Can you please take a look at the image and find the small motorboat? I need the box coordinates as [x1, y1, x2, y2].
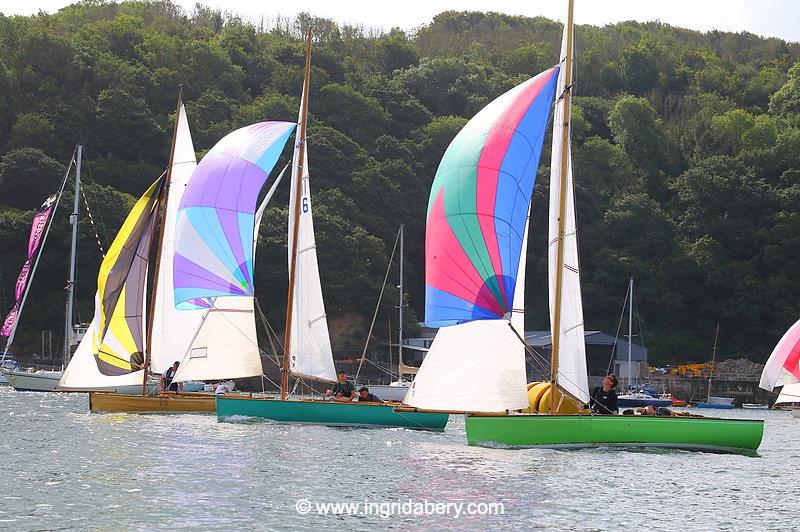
[742, 403, 769, 410]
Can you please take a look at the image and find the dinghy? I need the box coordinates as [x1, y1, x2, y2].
[405, 0, 762, 454]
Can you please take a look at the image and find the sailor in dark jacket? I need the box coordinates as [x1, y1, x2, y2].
[588, 374, 620, 414]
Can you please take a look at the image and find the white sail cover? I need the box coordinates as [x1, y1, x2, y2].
[404, 221, 530, 412]
[547, 23, 590, 404]
[776, 382, 800, 405]
[58, 294, 144, 390]
[286, 84, 336, 382]
[150, 104, 208, 374]
[759, 317, 800, 391]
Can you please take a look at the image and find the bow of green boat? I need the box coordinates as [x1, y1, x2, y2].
[465, 414, 764, 455]
[215, 395, 449, 431]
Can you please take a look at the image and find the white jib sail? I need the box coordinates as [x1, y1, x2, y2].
[287, 84, 336, 383]
[150, 103, 208, 375]
[404, 218, 530, 412]
[548, 23, 590, 405]
[58, 294, 144, 390]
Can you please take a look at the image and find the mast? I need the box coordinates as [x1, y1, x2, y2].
[282, 27, 313, 400]
[549, 0, 575, 414]
[63, 145, 82, 369]
[142, 91, 182, 395]
[627, 277, 633, 389]
[397, 223, 404, 381]
[707, 323, 720, 400]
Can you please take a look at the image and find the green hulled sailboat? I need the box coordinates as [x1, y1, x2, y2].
[404, 0, 762, 453]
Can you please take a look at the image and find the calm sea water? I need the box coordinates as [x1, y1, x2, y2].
[0, 387, 797, 531]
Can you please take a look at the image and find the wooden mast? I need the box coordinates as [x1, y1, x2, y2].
[142, 90, 183, 395]
[282, 28, 313, 401]
[549, 0, 575, 415]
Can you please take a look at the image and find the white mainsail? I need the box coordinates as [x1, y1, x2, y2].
[150, 104, 207, 375]
[547, 22, 590, 404]
[286, 82, 336, 382]
[404, 221, 530, 412]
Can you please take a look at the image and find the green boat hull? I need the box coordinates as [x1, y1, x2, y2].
[216, 396, 449, 431]
[466, 414, 764, 454]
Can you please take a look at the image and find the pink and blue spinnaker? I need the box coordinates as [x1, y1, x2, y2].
[425, 66, 560, 326]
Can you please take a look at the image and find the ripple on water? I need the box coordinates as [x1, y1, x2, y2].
[0, 389, 798, 529]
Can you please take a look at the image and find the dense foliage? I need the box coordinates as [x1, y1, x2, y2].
[2, 1, 800, 364]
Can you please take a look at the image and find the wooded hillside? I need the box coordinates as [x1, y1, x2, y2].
[2, 1, 800, 364]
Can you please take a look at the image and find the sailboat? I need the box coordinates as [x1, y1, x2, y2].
[201, 30, 446, 431]
[616, 278, 671, 408]
[405, 0, 763, 454]
[1, 148, 81, 392]
[366, 224, 418, 401]
[760, 318, 800, 414]
[60, 96, 265, 412]
[695, 324, 736, 409]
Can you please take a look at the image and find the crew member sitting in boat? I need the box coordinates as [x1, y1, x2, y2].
[161, 361, 181, 392]
[357, 387, 382, 403]
[321, 371, 356, 401]
[588, 374, 619, 414]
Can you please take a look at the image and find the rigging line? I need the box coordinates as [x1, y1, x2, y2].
[80, 147, 110, 247]
[607, 284, 630, 376]
[254, 297, 282, 367]
[80, 185, 106, 257]
[506, 322, 590, 402]
[355, 225, 402, 384]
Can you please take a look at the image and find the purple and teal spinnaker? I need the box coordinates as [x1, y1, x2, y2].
[173, 121, 296, 309]
[425, 66, 560, 327]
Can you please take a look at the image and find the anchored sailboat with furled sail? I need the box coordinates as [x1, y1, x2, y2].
[406, 0, 763, 454]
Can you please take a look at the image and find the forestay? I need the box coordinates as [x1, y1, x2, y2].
[548, 23, 590, 404]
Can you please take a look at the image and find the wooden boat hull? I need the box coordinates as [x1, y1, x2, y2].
[89, 392, 216, 413]
[465, 414, 764, 454]
[216, 396, 448, 431]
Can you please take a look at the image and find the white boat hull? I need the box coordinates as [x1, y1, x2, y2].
[742, 403, 769, 410]
[366, 382, 411, 402]
[2, 369, 62, 392]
